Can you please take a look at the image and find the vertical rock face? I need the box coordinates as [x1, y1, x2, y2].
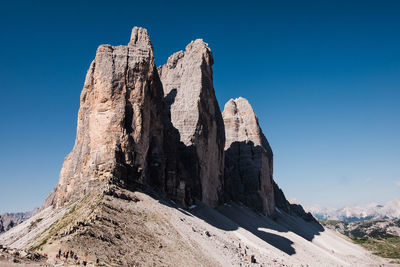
[158, 40, 225, 207]
[46, 27, 166, 208]
[222, 97, 275, 215]
[42, 26, 313, 222]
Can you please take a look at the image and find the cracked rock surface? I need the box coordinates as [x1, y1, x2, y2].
[45, 27, 166, 208]
[158, 39, 225, 207]
[222, 97, 275, 215]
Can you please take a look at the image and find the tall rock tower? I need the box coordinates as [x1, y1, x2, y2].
[222, 97, 275, 215]
[158, 40, 225, 207]
[45, 27, 166, 207]
[0, 28, 321, 267]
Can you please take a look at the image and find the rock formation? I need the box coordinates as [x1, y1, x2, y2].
[0, 211, 35, 233]
[158, 40, 225, 207]
[0, 27, 329, 267]
[222, 97, 275, 215]
[45, 27, 167, 208]
[44, 29, 225, 209]
[41, 26, 314, 224]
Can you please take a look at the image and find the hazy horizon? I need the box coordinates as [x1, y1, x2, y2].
[0, 0, 399, 213]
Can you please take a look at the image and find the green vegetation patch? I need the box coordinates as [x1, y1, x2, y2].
[352, 236, 400, 259]
[319, 220, 347, 226]
[30, 193, 96, 251]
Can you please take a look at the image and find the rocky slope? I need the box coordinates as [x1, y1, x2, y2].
[0, 187, 390, 266]
[321, 218, 400, 239]
[321, 219, 400, 261]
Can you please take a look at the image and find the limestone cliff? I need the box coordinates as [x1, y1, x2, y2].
[43, 26, 314, 223]
[222, 97, 275, 215]
[158, 40, 225, 207]
[45, 27, 166, 207]
[0, 27, 328, 267]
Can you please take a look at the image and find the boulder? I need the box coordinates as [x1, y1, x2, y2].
[246, 255, 256, 263]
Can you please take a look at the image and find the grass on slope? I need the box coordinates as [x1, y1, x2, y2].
[319, 220, 346, 227]
[352, 236, 400, 259]
[320, 219, 400, 260]
[30, 193, 95, 251]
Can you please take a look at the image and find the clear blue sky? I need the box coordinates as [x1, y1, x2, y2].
[0, 0, 399, 213]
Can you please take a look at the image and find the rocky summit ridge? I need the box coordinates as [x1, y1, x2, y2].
[44, 26, 303, 217]
[0, 27, 329, 266]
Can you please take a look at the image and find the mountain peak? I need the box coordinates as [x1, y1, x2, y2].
[223, 97, 275, 215]
[45, 26, 164, 208]
[158, 38, 224, 207]
[128, 26, 152, 47]
[223, 97, 270, 153]
[0, 27, 329, 267]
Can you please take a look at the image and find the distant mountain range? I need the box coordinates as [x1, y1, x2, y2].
[0, 210, 37, 233]
[306, 200, 400, 222]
